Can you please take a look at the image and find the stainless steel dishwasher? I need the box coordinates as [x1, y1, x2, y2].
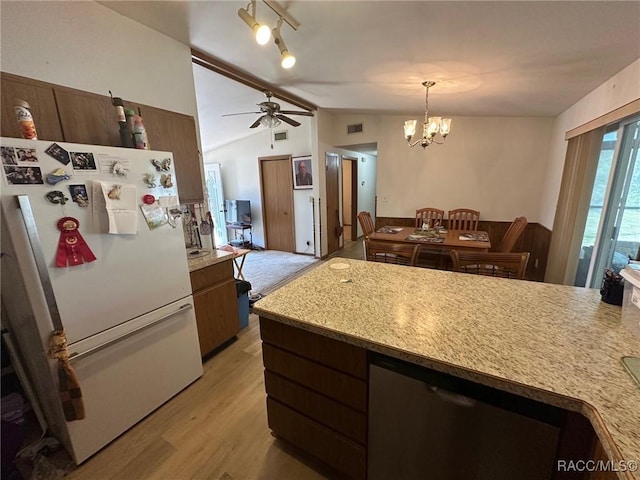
[368, 353, 563, 480]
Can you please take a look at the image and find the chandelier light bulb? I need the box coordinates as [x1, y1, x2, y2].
[404, 120, 417, 139]
[440, 118, 452, 136]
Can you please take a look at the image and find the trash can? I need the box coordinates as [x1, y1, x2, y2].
[236, 280, 252, 329]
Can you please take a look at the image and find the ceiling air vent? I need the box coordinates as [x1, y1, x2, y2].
[274, 130, 288, 141]
[347, 123, 364, 134]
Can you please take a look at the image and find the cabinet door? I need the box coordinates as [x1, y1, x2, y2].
[192, 279, 239, 357]
[54, 87, 121, 147]
[137, 105, 203, 203]
[1, 73, 64, 141]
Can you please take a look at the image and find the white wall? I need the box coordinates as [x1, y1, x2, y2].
[0, 2, 198, 118]
[330, 113, 553, 224]
[202, 121, 315, 253]
[540, 60, 640, 229]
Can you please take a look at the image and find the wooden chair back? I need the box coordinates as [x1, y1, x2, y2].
[450, 250, 530, 279]
[357, 211, 376, 237]
[365, 240, 420, 266]
[497, 216, 528, 253]
[415, 208, 445, 229]
[448, 208, 480, 231]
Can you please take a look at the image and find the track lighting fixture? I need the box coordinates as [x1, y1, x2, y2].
[238, 0, 271, 45]
[237, 0, 299, 69]
[272, 18, 295, 69]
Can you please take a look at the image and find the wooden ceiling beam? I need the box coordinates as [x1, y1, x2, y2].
[191, 48, 317, 112]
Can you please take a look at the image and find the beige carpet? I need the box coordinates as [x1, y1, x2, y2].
[241, 250, 318, 295]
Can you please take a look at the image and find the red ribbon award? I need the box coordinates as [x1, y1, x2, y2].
[56, 217, 96, 268]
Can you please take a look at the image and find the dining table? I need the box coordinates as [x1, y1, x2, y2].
[368, 226, 491, 252]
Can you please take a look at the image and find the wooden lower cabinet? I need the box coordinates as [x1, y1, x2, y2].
[260, 317, 626, 480]
[259, 317, 367, 479]
[190, 260, 238, 357]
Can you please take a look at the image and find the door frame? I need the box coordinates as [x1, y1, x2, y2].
[586, 116, 640, 287]
[342, 156, 358, 241]
[258, 154, 295, 251]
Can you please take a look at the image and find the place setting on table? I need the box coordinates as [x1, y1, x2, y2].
[371, 225, 491, 251]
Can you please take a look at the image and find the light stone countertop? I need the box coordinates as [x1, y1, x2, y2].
[186, 248, 235, 272]
[253, 258, 640, 479]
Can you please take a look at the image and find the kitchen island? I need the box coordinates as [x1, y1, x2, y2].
[253, 258, 640, 480]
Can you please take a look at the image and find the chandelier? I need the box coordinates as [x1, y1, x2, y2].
[404, 81, 452, 148]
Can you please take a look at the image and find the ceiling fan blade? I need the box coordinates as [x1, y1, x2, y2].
[276, 115, 301, 127]
[249, 116, 265, 129]
[279, 110, 314, 117]
[221, 112, 261, 117]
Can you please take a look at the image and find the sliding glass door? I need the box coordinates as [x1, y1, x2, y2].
[574, 116, 640, 288]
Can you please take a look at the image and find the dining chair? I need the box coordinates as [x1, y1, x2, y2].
[448, 209, 480, 231]
[496, 216, 528, 253]
[415, 208, 445, 229]
[357, 211, 376, 237]
[450, 250, 530, 279]
[365, 239, 420, 266]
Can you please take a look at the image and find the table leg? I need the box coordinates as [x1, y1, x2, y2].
[234, 254, 248, 280]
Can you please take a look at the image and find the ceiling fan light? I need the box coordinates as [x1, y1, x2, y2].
[260, 116, 281, 128]
[254, 24, 271, 45]
[281, 51, 296, 69]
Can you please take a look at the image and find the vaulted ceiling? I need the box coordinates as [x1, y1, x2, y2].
[101, 1, 640, 151]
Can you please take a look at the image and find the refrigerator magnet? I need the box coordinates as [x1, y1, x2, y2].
[160, 173, 173, 188]
[143, 194, 156, 205]
[45, 143, 71, 165]
[142, 173, 156, 188]
[112, 161, 127, 177]
[70, 185, 89, 207]
[150, 158, 171, 172]
[107, 185, 122, 200]
[46, 168, 71, 185]
[46, 190, 69, 205]
[55, 217, 96, 267]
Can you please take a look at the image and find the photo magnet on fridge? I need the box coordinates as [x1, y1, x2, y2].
[45, 143, 71, 165]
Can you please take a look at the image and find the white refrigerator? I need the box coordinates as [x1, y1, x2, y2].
[0, 137, 203, 463]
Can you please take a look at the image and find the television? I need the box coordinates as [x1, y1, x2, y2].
[225, 200, 251, 225]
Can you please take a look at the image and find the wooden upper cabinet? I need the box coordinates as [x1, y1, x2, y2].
[137, 105, 203, 203]
[1, 73, 203, 203]
[1, 72, 64, 141]
[54, 87, 121, 147]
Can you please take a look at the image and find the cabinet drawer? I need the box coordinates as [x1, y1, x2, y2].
[262, 344, 367, 412]
[267, 398, 366, 480]
[190, 260, 234, 293]
[265, 371, 366, 444]
[259, 317, 367, 379]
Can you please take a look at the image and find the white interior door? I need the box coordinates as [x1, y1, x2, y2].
[204, 163, 227, 247]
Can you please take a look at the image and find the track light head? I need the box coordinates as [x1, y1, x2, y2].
[272, 20, 296, 69]
[238, 1, 271, 45]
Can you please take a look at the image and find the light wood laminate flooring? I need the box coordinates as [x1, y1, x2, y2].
[65, 315, 332, 480]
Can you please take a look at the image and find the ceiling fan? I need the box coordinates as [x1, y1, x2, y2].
[222, 90, 314, 129]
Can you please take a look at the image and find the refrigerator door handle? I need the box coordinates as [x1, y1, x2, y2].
[16, 195, 64, 331]
[68, 303, 193, 362]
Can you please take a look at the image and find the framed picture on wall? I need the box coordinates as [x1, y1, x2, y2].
[292, 156, 313, 189]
